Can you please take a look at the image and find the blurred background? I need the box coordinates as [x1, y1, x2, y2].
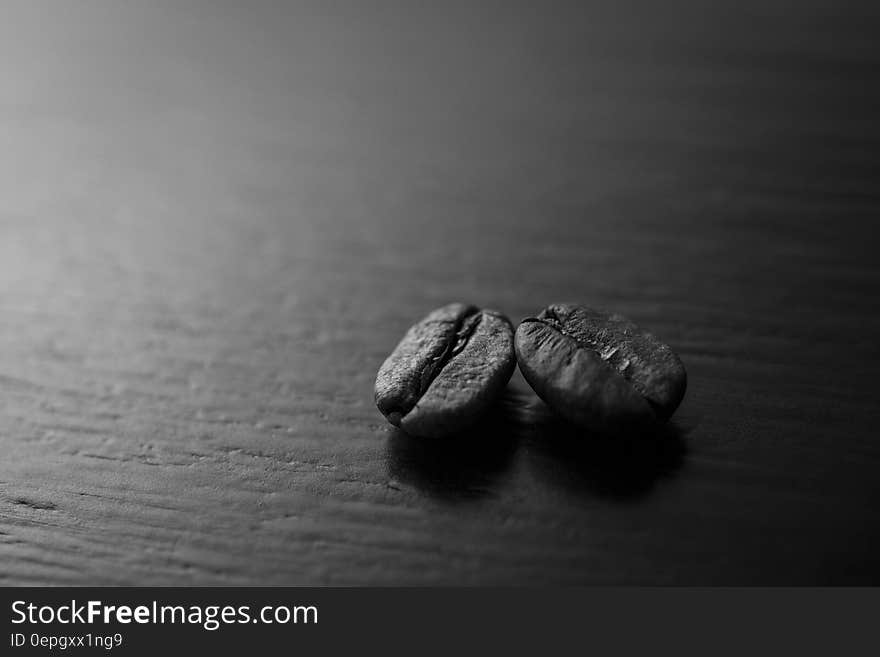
[0, 1, 878, 584]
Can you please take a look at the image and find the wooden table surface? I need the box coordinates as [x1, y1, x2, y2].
[1, 1, 878, 585]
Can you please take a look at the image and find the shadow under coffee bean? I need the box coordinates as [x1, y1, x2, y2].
[384, 388, 686, 503]
[519, 398, 688, 501]
[385, 395, 521, 501]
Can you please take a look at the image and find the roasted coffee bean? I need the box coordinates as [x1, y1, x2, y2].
[515, 303, 687, 433]
[375, 303, 516, 438]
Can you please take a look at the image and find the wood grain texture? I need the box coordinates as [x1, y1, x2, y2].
[1, 0, 878, 584]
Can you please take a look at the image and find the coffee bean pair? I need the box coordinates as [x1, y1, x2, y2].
[374, 302, 687, 438]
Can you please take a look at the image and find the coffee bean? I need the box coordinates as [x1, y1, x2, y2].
[375, 303, 516, 438]
[515, 304, 686, 433]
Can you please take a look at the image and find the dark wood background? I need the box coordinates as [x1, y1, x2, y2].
[1, 0, 878, 584]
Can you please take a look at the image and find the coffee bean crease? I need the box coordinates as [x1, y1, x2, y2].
[375, 303, 515, 438]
